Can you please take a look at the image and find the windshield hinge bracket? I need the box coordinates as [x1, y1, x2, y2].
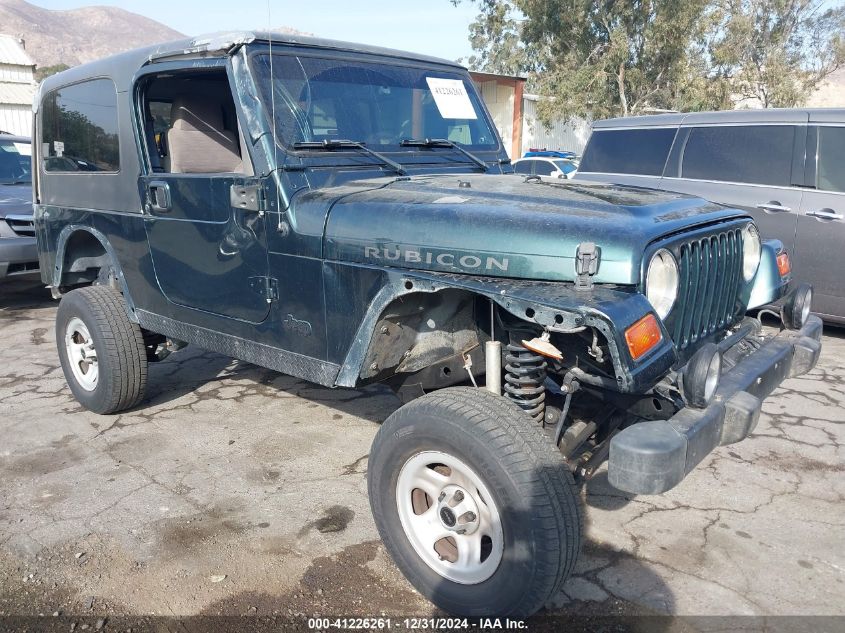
[574, 242, 600, 291]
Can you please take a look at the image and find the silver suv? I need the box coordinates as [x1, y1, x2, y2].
[574, 109, 845, 323]
[0, 133, 38, 280]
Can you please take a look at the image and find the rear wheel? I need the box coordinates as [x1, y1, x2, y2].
[56, 286, 148, 414]
[368, 387, 582, 618]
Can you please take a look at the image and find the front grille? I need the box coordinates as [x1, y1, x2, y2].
[5, 215, 35, 237]
[7, 261, 39, 274]
[671, 227, 744, 349]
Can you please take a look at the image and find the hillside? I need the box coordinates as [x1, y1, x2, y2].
[807, 67, 845, 108]
[0, 0, 184, 68]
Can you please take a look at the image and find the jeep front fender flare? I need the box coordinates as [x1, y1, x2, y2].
[335, 267, 676, 393]
[747, 239, 789, 310]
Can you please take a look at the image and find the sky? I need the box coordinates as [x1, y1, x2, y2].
[29, 0, 481, 62]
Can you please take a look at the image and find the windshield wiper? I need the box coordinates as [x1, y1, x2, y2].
[293, 139, 406, 175]
[400, 138, 489, 172]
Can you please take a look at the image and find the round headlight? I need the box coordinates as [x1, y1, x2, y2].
[742, 224, 762, 281]
[646, 249, 679, 319]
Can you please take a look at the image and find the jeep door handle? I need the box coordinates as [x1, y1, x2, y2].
[147, 181, 172, 213]
[756, 201, 791, 213]
[806, 207, 843, 221]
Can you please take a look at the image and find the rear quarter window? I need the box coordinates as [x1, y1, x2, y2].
[579, 127, 677, 176]
[41, 78, 120, 173]
[816, 126, 845, 193]
[680, 125, 794, 186]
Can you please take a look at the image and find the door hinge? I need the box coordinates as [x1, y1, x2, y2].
[231, 183, 267, 216]
[249, 276, 278, 303]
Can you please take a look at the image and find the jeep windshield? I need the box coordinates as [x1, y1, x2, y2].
[0, 139, 32, 185]
[251, 53, 500, 164]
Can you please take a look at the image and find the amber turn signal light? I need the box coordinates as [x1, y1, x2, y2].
[625, 314, 663, 361]
[777, 252, 791, 277]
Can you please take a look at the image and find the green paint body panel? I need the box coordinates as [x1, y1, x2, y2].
[322, 174, 744, 285]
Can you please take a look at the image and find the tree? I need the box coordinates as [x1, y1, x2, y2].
[455, 0, 714, 121]
[707, 0, 845, 108]
[455, 0, 845, 120]
[460, 0, 548, 77]
[35, 64, 70, 83]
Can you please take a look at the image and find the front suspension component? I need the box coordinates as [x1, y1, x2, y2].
[504, 342, 547, 422]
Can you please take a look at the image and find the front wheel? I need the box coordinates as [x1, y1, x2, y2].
[368, 387, 582, 618]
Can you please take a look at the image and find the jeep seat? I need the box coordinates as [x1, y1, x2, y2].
[167, 97, 242, 173]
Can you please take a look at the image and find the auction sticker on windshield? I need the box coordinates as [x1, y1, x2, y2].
[425, 77, 477, 120]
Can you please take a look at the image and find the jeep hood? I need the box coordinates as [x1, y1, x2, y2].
[0, 183, 34, 219]
[322, 174, 746, 285]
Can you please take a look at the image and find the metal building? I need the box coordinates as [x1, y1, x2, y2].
[520, 93, 591, 157]
[0, 35, 36, 137]
[470, 71, 590, 159]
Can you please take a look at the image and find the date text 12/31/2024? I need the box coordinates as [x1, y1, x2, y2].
[307, 617, 528, 629]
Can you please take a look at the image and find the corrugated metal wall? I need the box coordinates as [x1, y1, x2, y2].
[520, 96, 591, 156]
[478, 80, 516, 158]
[0, 63, 31, 83]
[0, 39, 36, 137]
[0, 104, 31, 136]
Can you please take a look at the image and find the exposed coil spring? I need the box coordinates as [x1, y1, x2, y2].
[504, 343, 547, 422]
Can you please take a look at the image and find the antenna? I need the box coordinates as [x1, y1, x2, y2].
[267, 0, 284, 232]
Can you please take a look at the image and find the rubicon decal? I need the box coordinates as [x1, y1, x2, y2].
[364, 246, 509, 272]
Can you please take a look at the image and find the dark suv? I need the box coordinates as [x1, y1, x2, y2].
[33, 32, 821, 618]
[0, 133, 38, 280]
[574, 109, 845, 322]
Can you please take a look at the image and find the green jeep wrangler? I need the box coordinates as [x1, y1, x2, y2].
[33, 32, 822, 617]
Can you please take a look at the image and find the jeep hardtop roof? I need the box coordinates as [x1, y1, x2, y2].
[592, 107, 845, 129]
[37, 30, 465, 100]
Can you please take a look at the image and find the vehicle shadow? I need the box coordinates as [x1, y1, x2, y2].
[582, 469, 636, 510]
[141, 346, 402, 425]
[535, 538, 680, 631]
[153, 471, 678, 631]
[419, 467, 677, 630]
[0, 278, 53, 311]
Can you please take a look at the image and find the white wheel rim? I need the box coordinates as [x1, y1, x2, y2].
[64, 317, 99, 391]
[395, 450, 504, 584]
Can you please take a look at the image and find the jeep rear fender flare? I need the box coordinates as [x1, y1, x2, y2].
[334, 267, 676, 393]
[53, 225, 137, 319]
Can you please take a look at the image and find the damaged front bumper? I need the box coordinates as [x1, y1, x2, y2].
[608, 315, 823, 495]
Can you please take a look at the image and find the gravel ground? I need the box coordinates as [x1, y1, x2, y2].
[0, 278, 843, 630]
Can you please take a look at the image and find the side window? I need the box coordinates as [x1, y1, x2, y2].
[513, 161, 533, 175]
[534, 161, 554, 176]
[41, 79, 120, 172]
[681, 125, 795, 186]
[555, 160, 576, 175]
[140, 69, 250, 175]
[816, 126, 845, 193]
[579, 128, 676, 176]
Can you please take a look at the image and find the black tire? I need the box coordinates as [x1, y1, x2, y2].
[56, 285, 148, 414]
[682, 342, 721, 409]
[368, 387, 582, 618]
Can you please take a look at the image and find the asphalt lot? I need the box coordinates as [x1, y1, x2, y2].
[1, 278, 843, 626]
